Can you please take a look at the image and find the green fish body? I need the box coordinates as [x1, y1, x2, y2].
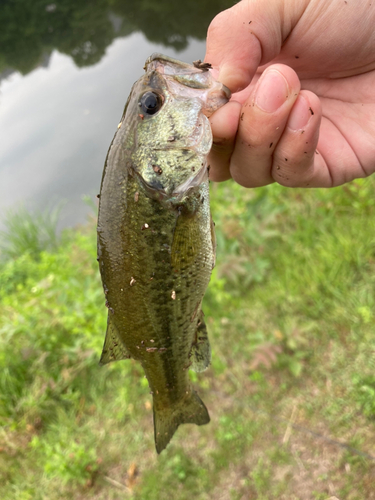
[97, 54, 230, 453]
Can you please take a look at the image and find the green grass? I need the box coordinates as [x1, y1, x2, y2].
[1, 178, 375, 499]
[0, 203, 64, 261]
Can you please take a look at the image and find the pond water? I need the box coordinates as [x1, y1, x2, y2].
[0, 0, 234, 228]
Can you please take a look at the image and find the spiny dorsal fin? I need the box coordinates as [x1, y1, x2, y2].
[99, 315, 131, 365]
[189, 310, 211, 372]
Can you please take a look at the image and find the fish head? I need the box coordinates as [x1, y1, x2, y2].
[124, 54, 231, 201]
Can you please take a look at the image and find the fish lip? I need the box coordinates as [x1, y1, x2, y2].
[145, 55, 230, 99]
[144, 53, 231, 114]
[145, 53, 203, 74]
[221, 84, 231, 100]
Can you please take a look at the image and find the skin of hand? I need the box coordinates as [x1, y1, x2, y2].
[204, 0, 375, 187]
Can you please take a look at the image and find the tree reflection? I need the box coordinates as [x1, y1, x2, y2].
[0, 0, 234, 75]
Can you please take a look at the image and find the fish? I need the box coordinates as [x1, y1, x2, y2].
[97, 53, 230, 453]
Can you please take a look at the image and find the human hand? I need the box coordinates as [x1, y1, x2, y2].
[205, 0, 375, 187]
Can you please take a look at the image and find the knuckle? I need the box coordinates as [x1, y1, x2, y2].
[272, 165, 298, 186]
[272, 158, 314, 187]
[239, 123, 268, 150]
[274, 175, 300, 188]
[230, 163, 252, 188]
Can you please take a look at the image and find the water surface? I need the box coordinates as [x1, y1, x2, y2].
[0, 0, 234, 228]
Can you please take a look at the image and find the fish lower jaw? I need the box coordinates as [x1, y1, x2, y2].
[135, 162, 208, 206]
[171, 163, 208, 198]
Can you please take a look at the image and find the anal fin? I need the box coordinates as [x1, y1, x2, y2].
[99, 314, 131, 365]
[189, 310, 211, 373]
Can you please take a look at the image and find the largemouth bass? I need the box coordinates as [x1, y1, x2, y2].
[97, 54, 230, 453]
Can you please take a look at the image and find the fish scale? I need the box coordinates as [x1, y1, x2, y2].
[97, 53, 230, 453]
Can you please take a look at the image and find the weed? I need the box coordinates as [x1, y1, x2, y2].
[2, 179, 375, 498]
[0, 203, 64, 261]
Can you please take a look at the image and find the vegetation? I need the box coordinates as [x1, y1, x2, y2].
[1, 178, 375, 499]
[0, 203, 64, 261]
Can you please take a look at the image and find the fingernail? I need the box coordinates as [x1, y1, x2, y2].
[254, 70, 289, 113]
[288, 94, 311, 131]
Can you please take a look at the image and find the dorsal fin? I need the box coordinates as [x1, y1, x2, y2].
[99, 315, 131, 365]
[189, 310, 211, 372]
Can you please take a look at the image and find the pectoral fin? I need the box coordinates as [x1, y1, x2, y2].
[99, 315, 131, 365]
[171, 211, 200, 270]
[210, 214, 216, 269]
[189, 310, 211, 372]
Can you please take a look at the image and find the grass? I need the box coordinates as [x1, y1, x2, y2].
[1, 178, 375, 499]
[0, 203, 64, 261]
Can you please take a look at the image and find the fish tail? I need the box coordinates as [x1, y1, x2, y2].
[153, 391, 210, 454]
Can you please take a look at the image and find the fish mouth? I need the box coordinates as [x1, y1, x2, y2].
[144, 53, 231, 117]
[144, 53, 198, 73]
[135, 53, 227, 203]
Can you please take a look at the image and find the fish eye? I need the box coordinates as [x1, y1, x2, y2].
[139, 91, 163, 116]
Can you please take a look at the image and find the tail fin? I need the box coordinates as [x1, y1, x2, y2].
[153, 391, 210, 454]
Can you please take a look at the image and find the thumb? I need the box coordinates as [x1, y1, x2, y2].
[205, 0, 303, 92]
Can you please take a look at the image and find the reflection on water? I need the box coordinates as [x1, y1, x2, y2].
[0, 0, 234, 76]
[0, 0, 234, 228]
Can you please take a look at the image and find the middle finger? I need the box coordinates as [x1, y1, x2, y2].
[230, 64, 301, 187]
